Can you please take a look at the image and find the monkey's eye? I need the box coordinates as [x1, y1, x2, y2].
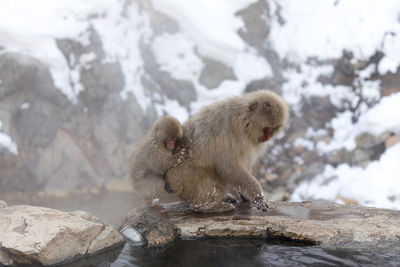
[249, 102, 258, 111]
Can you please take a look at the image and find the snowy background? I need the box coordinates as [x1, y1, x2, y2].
[0, 0, 400, 210]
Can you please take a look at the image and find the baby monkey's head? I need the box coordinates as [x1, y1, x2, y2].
[153, 116, 183, 152]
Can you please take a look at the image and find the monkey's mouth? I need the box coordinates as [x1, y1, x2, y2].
[258, 127, 272, 143]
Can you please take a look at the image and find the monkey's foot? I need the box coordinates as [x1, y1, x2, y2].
[254, 195, 269, 212]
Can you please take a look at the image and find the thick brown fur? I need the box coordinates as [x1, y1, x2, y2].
[165, 90, 289, 212]
[130, 116, 183, 203]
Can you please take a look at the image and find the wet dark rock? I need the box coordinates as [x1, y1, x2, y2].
[120, 206, 176, 248]
[121, 202, 400, 250]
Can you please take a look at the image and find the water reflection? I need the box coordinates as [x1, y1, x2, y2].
[111, 239, 400, 267]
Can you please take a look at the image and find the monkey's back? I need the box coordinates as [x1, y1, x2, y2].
[182, 96, 259, 166]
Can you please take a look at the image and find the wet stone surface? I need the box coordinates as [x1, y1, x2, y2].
[121, 201, 400, 249]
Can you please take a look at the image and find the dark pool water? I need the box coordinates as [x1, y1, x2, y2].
[106, 239, 400, 267]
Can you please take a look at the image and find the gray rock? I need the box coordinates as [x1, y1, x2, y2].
[238, 0, 285, 93]
[385, 134, 400, 149]
[120, 206, 176, 248]
[318, 51, 356, 87]
[300, 96, 338, 130]
[0, 205, 124, 266]
[0, 53, 68, 148]
[121, 202, 400, 249]
[0, 53, 68, 193]
[328, 148, 354, 167]
[199, 57, 236, 89]
[140, 42, 197, 108]
[138, 1, 180, 35]
[355, 133, 382, 148]
[0, 29, 147, 193]
[381, 66, 400, 96]
[245, 77, 283, 95]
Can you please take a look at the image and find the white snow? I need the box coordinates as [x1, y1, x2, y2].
[379, 33, 400, 75]
[0, 0, 271, 113]
[270, 0, 400, 209]
[155, 98, 189, 123]
[150, 0, 273, 114]
[152, 33, 204, 82]
[270, 0, 400, 63]
[151, 0, 256, 66]
[20, 102, 30, 109]
[318, 93, 400, 152]
[0, 120, 18, 155]
[292, 143, 400, 210]
[79, 52, 96, 69]
[0, 0, 94, 102]
[293, 138, 314, 151]
[0, 132, 18, 155]
[0, 1, 153, 107]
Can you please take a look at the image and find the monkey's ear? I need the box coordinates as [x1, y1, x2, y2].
[249, 102, 258, 111]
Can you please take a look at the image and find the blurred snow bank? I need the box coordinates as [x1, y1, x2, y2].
[0, 120, 18, 155]
[277, 1, 400, 209]
[292, 143, 400, 210]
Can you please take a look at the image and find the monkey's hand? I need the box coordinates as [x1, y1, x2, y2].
[253, 194, 268, 212]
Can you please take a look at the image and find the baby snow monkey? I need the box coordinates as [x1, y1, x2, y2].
[130, 116, 186, 205]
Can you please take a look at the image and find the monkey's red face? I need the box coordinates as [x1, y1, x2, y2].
[165, 138, 177, 152]
[258, 127, 272, 142]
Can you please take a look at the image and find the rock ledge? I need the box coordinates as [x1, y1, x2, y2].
[121, 201, 400, 249]
[0, 204, 124, 266]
